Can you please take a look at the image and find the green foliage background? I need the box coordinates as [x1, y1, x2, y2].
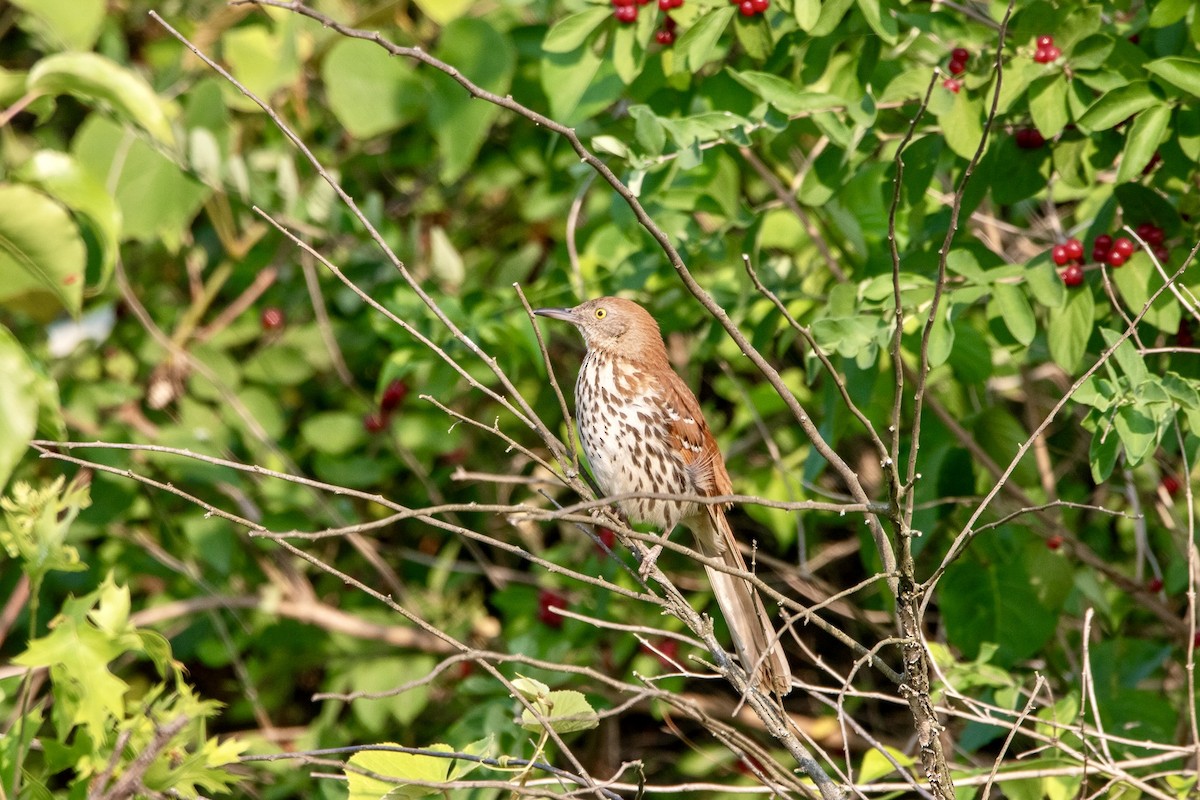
[1, 0, 1198, 797]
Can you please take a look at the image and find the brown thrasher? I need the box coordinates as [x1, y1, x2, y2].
[535, 297, 793, 695]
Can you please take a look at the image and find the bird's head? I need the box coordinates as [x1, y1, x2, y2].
[533, 297, 663, 355]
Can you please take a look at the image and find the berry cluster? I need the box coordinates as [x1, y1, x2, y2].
[942, 46, 970, 93]
[1051, 223, 1172, 288]
[1050, 238, 1085, 287]
[730, 0, 770, 16]
[1092, 234, 1136, 267]
[613, 0, 685, 44]
[363, 378, 409, 432]
[656, 15, 677, 45]
[1135, 222, 1170, 262]
[1033, 34, 1061, 63]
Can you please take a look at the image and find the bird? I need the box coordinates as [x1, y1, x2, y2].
[534, 297, 793, 695]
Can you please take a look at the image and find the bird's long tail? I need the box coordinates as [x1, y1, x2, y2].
[697, 511, 793, 696]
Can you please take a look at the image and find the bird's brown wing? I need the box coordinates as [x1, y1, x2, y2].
[658, 371, 734, 499]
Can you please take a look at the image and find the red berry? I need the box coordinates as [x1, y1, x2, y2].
[1092, 234, 1112, 261]
[1064, 238, 1083, 260]
[751, 0, 769, 10]
[1112, 237, 1135, 258]
[658, 0, 672, 7]
[1014, 128, 1045, 149]
[260, 307, 286, 331]
[655, 28, 675, 44]
[1162, 475, 1182, 496]
[640, 637, 680, 668]
[595, 526, 617, 552]
[1139, 224, 1165, 246]
[456, 660, 475, 679]
[1143, 152, 1162, 174]
[1194, 631, 1200, 649]
[1047, 534, 1064, 551]
[952, 47, 970, 62]
[1148, 577, 1164, 593]
[664, 13, 677, 27]
[363, 412, 387, 433]
[1179, 319, 1194, 347]
[614, 5, 637, 21]
[1061, 263, 1084, 287]
[942, 78, 961, 93]
[1153, 244, 1170, 263]
[948, 59, 966, 75]
[1052, 245, 1070, 266]
[1034, 47, 1051, 63]
[380, 379, 408, 412]
[1045, 45, 1062, 61]
[612, 0, 635, 5]
[636, 0, 652, 4]
[1107, 251, 1128, 267]
[1036, 35, 1054, 48]
[537, 589, 567, 628]
[739, 0, 756, 15]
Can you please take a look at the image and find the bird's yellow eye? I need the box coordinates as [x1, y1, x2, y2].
[594, 308, 607, 319]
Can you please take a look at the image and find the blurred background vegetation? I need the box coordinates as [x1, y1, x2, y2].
[1, 0, 1198, 797]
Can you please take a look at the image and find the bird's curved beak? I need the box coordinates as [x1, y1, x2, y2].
[532, 307, 578, 323]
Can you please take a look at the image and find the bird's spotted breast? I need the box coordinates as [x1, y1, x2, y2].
[576, 351, 692, 530]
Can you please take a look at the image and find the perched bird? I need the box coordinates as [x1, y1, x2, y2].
[534, 297, 792, 695]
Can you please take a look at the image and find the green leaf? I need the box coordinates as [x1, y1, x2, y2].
[542, 7, 611, 53]
[1076, 81, 1160, 132]
[858, 746, 915, 783]
[1098, 328, 1148, 385]
[611, 11, 649, 85]
[1145, 57, 1200, 96]
[520, 689, 600, 734]
[1114, 104, 1171, 184]
[990, 283, 1036, 346]
[1110, 252, 1181, 333]
[794, 0, 821, 30]
[0, 336, 40, 491]
[11, 0, 105, 51]
[428, 18, 515, 182]
[941, 546, 1059, 665]
[812, 0, 855, 36]
[855, 0, 898, 44]
[346, 744, 453, 800]
[72, 116, 208, 249]
[678, 7, 735, 72]
[28, 52, 176, 146]
[1149, 0, 1192, 27]
[629, 105, 666, 156]
[938, 90, 984, 159]
[322, 39, 423, 139]
[1113, 405, 1158, 467]
[17, 150, 119, 292]
[412, 0, 473, 25]
[734, 12, 774, 60]
[1024, 262, 1066, 309]
[300, 412, 366, 456]
[727, 70, 842, 115]
[1048, 284, 1094, 372]
[0, 183, 85, 320]
[1028, 74, 1070, 139]
[1068, 34, 1115, 71]
[925, 304, 955, 368]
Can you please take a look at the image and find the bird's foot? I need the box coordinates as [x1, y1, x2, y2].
[637, 543, 664, 581]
